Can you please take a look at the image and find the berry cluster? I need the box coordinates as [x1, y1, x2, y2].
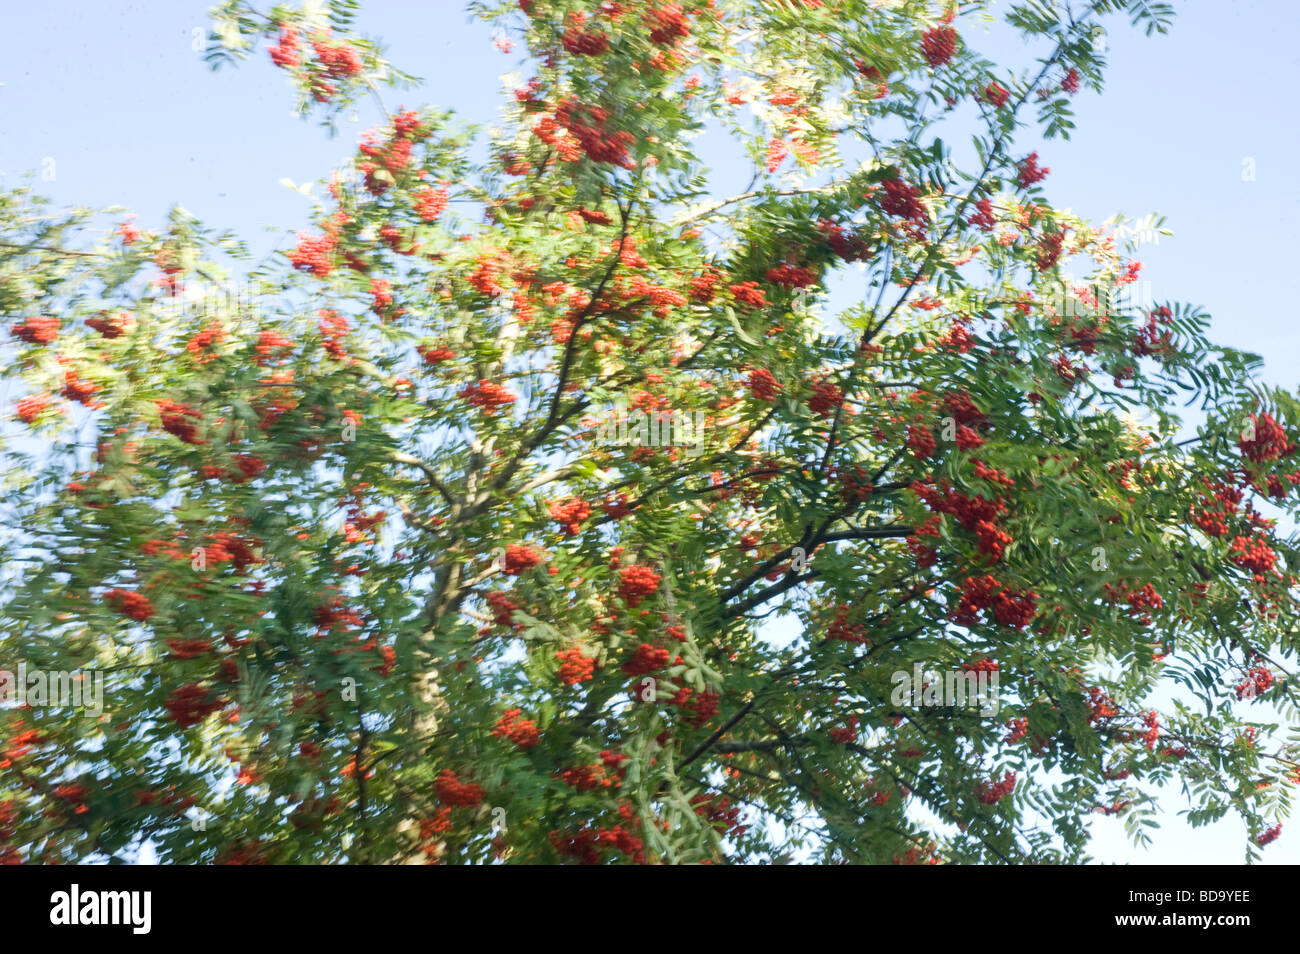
[618, 565, 661, 607]
[435, 769, 486, 807]
[983, 82, 1010, 107]
[203, 531, 261, 574]
[913, 480, 1011, 562]
[11, 316, 59, 344]
[879, 178, 926, 224]
[156, 399, 205, 445]
[808, 379, 843, 418]
[975, 771, 1016, 805]
[254, 329, 292, 365]
[504, 544, 542, 575]
[1239, 413, 1295, 463]
[556, 647, 596, 685]
[907, 424, 937, 461]
[830, 715, 860, 744]
[1085, 687, 1119, 726]
[1036, 229, 1065, 272]
[461, 379, 517, 415]
[952, 575, 1038, 629]
[688, 270, 721, 303]
[648, 5, 691, 46]
[921, 26, 957, 67]
[817, 219, 872, 262]
[827, 604, 869, 643]
[746, 368, 781, 402]
[288, 231, 338, 278]
[672, 687, 719, 727]
[420, 345, 456, 365]
[829, 466, 871, 508]
[622, 643, 670, 676]
[318, 310, 351, 362]
[312, 596, 364, 637]
[492, 709, 542, 749]
[1236, 665, 1275, 701]
[764, 264, 817, 289]
[956, 425, 985, 450]
[86, 312, 129, 338]
[104, 588, 156, 622]
[547, 498, 591, 536]
[690, 792, 746, 837]
[186, 321, 225, 364]
[61, 371, 101, 408]
[486, 591, 521, 630]
[1102, 581, 1164, 624]
[414, 184, 449, 222]
[267, 25, 301, 68]
[1004, 717, 1029, 744]
[15, 394, 49, 424]
[561, 13, 610, 56]
[1229, 534, 1279, 581]
[967, 197, 996, 231]
[1016, 152, 1050, 188]
[1140, 710, 1160, 751]
[729, 281, 767, 309]
[560, 763, 616, 792]
[164, 684, 225, 728]
[313, 37, 364, 79]
[555, 98, 636, 168]
[550, 807, 646, 865]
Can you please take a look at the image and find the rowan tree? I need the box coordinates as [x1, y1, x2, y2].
[1, 0, 1296, 864]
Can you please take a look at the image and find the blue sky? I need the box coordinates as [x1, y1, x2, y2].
[2, 0, 1297, 864]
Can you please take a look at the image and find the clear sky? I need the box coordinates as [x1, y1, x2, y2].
[2, 0, 1297, 864]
